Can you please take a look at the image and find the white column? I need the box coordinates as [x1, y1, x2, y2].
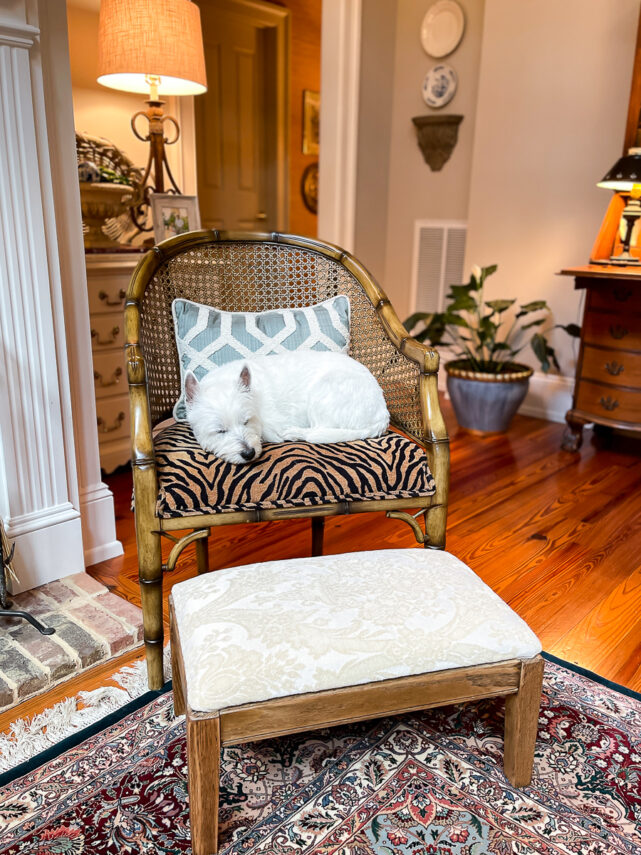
[0, 1, 122, 591]
[37, 0, 122, 566]
[318, 0, 362, 253]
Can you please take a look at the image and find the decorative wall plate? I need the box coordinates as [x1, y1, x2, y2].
[421, 0, 465, 58]
[422, 64, 458, 108]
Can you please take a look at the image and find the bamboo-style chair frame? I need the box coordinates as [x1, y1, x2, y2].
[125, 231, 450, 689]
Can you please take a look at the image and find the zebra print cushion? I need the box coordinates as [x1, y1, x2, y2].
[154, 422, 435, 518]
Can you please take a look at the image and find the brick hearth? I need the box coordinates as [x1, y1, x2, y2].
[0, 574, 143, 711]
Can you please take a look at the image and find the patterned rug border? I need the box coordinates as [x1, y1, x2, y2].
[542, 652, 641, 701]
[0, 681, 172, 789]
[1, 653, 638, 792]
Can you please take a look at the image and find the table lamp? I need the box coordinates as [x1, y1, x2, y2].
[97, 0, 207, 226]
[596, 147, 641, 266]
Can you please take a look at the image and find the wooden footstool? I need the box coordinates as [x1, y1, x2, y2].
[170, 548, 544, 855]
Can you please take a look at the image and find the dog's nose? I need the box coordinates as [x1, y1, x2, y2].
[241, 448, 256, 461]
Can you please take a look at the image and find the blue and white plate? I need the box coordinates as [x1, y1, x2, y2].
[421, 64, 458, 109]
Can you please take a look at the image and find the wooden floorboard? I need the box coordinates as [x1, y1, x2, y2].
[3, 404, 640, 732]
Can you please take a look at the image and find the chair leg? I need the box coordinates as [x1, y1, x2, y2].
[504, 656, 544, 787]
[187, 712, 220, 855]
[138, 528, 164, 690]
[195, 530, 210, 575]
[423, 505, 447, 549]
[311, 517, 324, 556]
[170, 615, 185, 717]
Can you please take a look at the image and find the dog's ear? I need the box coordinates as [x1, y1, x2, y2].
[184, 371, 199, 406]
[239, 364, 251, 390]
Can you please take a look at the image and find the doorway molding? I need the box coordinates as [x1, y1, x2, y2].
[195, 0, 290, 231]
[318, 0, 362, 253]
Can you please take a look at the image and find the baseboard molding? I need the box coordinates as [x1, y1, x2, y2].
[8, 516, 85, 593]
[79, 482, 123, 567]
[437, 369, 573, 425]
[519, 371, 573, 424]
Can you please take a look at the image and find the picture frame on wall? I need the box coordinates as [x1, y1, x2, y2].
[302, 90, 320, 155]
[151, 193, 201, 244]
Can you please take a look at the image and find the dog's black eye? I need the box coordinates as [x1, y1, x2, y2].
[216, 429, 227, 434]
[243, 418, 250, 425]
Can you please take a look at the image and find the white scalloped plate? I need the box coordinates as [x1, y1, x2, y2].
[422, 64, 458, 108]
[421, 0, 465, 58]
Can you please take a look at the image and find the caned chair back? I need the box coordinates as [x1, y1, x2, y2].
[128, 232, 423, 439]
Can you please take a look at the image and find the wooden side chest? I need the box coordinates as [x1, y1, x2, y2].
[561, 266, 641, 451]
[86, 252, 144, 474]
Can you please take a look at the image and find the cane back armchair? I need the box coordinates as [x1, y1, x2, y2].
[125, 231, 450, 689]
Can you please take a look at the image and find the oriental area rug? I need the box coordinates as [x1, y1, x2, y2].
[0, 655, 639, 854]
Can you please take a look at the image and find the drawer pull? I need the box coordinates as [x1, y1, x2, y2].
[609, 324, 629, 340]
[98, 289, 126, 307]
[599, 396, 619, 412]
[613, 286, 633, 302]
[604, 360, 624, 376]
[94, 366, 123, 387]
[91, 326, 119, 346]
[97, 412, 125, 433]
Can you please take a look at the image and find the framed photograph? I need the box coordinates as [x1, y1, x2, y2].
[151, 193, 201, 244]
[302, 90, 320, 155]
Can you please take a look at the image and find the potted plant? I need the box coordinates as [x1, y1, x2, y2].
[405, 264, 580, 433]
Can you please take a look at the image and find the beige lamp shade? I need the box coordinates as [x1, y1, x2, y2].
[97, 0, 207, 96]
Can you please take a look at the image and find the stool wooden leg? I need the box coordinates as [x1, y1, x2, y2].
[170, 615, 185, 717]
[187, 712, 221, 855]
[504, 655, 544, 787]
[195, 530, 210, 575]
[311, 517, 324, 556]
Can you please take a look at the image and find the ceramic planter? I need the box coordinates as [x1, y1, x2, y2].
[445, 360, 533, 433]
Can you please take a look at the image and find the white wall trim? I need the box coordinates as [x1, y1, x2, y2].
[520, 371, 574, 424]
[0, 22, 39, 48]
[318, 0, 362, 252]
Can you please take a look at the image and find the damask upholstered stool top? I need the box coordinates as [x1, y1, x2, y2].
[170, 548, 542, 713]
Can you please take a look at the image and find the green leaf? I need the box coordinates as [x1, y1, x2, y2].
[520, 317, 546, 330]
[485, 299, 516, 313]
[403, 311, 435, 331]
[448, 283, 475, 297]
[556, 322, 581, 337]
[445, 313, 471, 328]
[448, 295, 478, 312]
[531, 332, 549, 371]
[482, 264, 498, 278]
[491, 341, 512, 351]
[517, 300, 549, 316]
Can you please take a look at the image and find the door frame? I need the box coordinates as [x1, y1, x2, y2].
[193, 0, 290, 231]
[318, 0, 362, 253]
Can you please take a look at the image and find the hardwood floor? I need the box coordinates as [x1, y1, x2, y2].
[2, 405, 640, 733]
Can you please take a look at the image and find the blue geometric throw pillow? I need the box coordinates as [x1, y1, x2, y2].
[171, 295, 351, 420]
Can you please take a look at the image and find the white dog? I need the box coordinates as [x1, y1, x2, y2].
[184, 351, 390, 463]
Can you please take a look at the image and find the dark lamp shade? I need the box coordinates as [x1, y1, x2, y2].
[597, 148, 641, 191]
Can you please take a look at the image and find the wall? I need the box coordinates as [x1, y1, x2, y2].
[353, 0, 397, 283]
[465, 0, 640, 419]
[380, 0, 485, 315]
[269, 0, 322, 236]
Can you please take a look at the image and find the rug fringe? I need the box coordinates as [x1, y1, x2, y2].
[0, 648, 172, 773]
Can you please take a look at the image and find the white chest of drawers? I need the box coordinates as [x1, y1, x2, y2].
[86, 252, 144, 474]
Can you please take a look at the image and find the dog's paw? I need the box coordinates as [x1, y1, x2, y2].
[280, 429, 301, 442]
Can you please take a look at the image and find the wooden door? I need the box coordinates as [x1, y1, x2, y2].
[196, 0, 284, 231]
